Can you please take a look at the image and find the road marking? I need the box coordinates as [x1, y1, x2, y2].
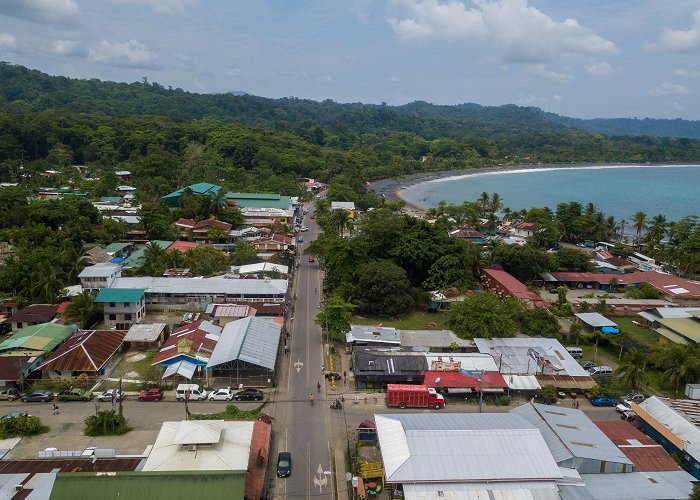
[294, 359, 304, 373]
[307, 442, 311, 500]
[313, 463, 328, 492]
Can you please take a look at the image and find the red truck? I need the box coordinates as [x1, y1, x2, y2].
[386, 384, 445, 410]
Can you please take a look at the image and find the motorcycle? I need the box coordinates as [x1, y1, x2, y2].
[330, 400, 343, 410]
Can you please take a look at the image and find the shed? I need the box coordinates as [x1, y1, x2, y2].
[5, 304, 59, 333]
[124, 323, 167, 348]
[574, 312, 618, 331]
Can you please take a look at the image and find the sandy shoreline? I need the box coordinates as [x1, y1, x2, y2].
[368, 163, 700, 211]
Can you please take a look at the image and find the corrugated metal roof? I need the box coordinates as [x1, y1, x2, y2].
[559, 471, 695, 500]
[37, 330, 126, 372]
[574, 313, 617, 328]
[347, 325, 401, 345]
[506, 374, 541, 390]
[207, 317, 281, 370]
[511, 402, 632, 466]
[112, 277, 288, 296]
[211, 305, 255, 319]
[6, 304, 59, 324]
[0, 323, 76, 354]
[402, 481, 561, 500]
[595, 420, 681, 472]
[124, 323, 166, 342]
[237, 263, 288, 275]
[78, 263, 121, 278]
[153, 320, 221, 365]
[162, 360, 197, 380]
[0, 458, 140, 473]
[400, 330, 474, 349]
[424, 353, 497, 372]
[95, 288, 145, 303]
[637, 396, 700, 461]
[375, 413, 562, 483]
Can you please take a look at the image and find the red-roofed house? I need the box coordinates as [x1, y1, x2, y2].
[37, 329, 127, 377]
[167, 241, 200, 253]
[6, 304, 59, 333]
[423, 370, 508, 393]
[174, 218, 196, 230]
[513, 221, 538, 238]
[153, 319, 222, 369]
[482, 268, 551, 308]
[253, 234, 294, 252]
[595, 420, 682, 472]
[191, 219, 233, 243]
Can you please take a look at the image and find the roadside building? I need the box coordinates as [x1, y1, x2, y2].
[205, 304, 257, 326]
[206, 317, 281, 386]
[251, 234, 294, 253]
[94, 288, 145, 330]
[352, 349, 428, 389]
[234, 262, 289, 277]
[122, 240, 173, 269]
[557, 471, 695, 499]
[226, 192, 294, 226]
[0, 355, 32, 388]
[5, 304, 59, 333]
[123, 323, 167, 350]
[482, 268, 551, 308]
[346, 325, 402, 349]
[153, 320, 221, 375]
[36, 329, 126, 378]
[163, 182, 222, 208]
[330, 201, 356, 218]
[399, 329, 475, 353]
[0, 323, 77, 378]
[574, 312, 618, 332]
[423, 370, 508, 394]
[512, 221, 538, 238]
[78, 263, 121, 291]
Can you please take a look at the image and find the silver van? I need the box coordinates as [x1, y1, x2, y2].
[176, 384, 208, 401]
[565, 347, 583, 359]
[589, 365, 613, 376]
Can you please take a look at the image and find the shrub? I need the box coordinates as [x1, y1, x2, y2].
[497, 395, 511, 406]
[84, 410, 130, 436]
[0, 415, 46, 439]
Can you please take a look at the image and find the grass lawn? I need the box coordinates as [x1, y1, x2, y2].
[351, 310, 450, 330]
[110, 351, 158, 384]
[615, 317, 660, 346]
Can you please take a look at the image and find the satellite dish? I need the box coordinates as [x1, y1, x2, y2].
[434, 377, 441, 384]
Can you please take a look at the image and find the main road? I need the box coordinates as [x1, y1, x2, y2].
[268, 204, 335, 499]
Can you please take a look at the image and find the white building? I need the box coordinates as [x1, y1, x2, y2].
[78, 263, 122, 291]
[94, 288, 145, 330]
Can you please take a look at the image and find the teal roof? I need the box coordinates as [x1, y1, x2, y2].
[122, 241, 173, 269]
[0, 323, 76, 354]
[95, 288, 145, 303]
[225, 192, 291, 209]
[105, 242, 131, 254]
[163, 183, 222, 207]
[100, 196, 122, 203]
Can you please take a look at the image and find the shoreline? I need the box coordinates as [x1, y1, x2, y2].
[368, 163, 700, 211]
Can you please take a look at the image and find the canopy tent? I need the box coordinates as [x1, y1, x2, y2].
[162, 360, 198, 380]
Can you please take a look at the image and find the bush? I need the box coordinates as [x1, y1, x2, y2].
[84, 410, 130, 436]
[190, 402, 267, 421]
[497, 395, 511, 406]
[0, 415, 46, 439]
[536, 386, 558, 404]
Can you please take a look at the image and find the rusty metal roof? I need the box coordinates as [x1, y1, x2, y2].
[595, 420, 681, 472]
[37, 330, 126, 372]
[0, 458, 141, 473]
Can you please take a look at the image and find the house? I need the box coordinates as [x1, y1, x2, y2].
[375, 413, 563, 499]
[37, 329, 126, 377]
[352, 349, 428, 389]
[448, 228, 485, 244]
[109, 277, 288, 307]
[330, 201, 356, 219]
[206, 317, 281, 386]
[0, 356, 32, 388]
[235, 262, 289, 277]
[123, 323, 167, 349]
[81, 246, 112, 265]
[399, 329, 475, 353]
[512, 221, 537, 237]
[423, 370, 508, 394]
[78, 263, 121, 291]
[346, 325, 402, 349]
[5, 304, 59, 332]
[0, 322, 77, 375]
[482, 268, 551, 307]
[167, 241, 199, 254]
[206, 304, 257, 326]
[115, 170, 131, 181]
[654, 313, 700, 345]
[94, 288, 146, 330]
[163, 182, 222, 208]
[251, 234, 294, 253]
[189, 219, 233, 243]
[572, 297, 672, 316]
[174, 218, 196, 234]
[153, 320, 221, 379]
[575, 312, 619, 332]
[225, 192, 294, 227]
[122, 240, 173, 269]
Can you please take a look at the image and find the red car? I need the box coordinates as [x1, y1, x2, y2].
[308, 255, 315, 262]
[138, 388, 163, 401]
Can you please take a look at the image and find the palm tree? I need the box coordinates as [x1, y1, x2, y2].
[616, 219, 627, 242]
[502, 207, 512, 222]
[654, 344, 700, 394]
[478, 192, 490, 215]
[64, 291, 102, 328]
[590, 212, 607, 242]
[141, 242, 167, 276]
[616, 348, 648, 391]
[648, 214, 667, 243]
[28, 262, 67, 303]
[632, 211, 648, 244]
[208, 190, 228, 219]
[489, 193, 503, 214]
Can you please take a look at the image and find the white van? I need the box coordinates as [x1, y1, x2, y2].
[176, 384, 208, 401]
[589, 365, 613, 376]
[565, 347, 583, 359]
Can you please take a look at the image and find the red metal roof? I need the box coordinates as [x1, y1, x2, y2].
[0, 458, 141, 473]
[7, 304, 59, 324]
[234, 302, 285, 316]
[167, 241, 200, 253]
[245, 419, 272, 500]
[193, 219, 232, 232]
[483, 268, 551, 307]
[595, 420, 681, 472]
[549, 272, 648, 286]
[0, 356, 31, 381]
[423, 370, 508, 390]
[153, 319, 220, 365]
[174, 218, 196, 228]
[37, 330, 127, 372]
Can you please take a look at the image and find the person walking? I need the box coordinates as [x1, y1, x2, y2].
[52, 404, 59, 415]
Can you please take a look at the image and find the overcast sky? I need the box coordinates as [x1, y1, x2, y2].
[1, 0, 700, 119]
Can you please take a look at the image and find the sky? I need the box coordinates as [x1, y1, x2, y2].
[1, 0, 700, 119]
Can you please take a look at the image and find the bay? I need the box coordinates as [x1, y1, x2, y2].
[399, 165, 700, 221]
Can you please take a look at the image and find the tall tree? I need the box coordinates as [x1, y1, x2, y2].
[616, 348, 648, 392]
[64, 291, 102, 329]
[449, 292, 525, 339]
[632, 211, 648, 244]
[315, 295, 355, 342]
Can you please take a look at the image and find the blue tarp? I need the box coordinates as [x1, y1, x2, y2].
[601, 326, 620, 334]
[109, 257, 125, 263]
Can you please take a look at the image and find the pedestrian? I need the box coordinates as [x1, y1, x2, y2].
[321, 364, 325, 374]
[52, 404, 59, 415]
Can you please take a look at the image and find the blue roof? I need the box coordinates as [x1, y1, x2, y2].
[95, 288, 145, 303]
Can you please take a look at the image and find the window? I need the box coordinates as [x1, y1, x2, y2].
[125, 314, 132, 321]
[109, 302, 116, 307]
[109, 314, 116, 321]
[16, 322, 22, 329]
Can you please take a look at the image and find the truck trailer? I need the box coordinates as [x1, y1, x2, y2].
[386, 384, 445, 409]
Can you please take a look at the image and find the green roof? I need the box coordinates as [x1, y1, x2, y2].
[0, 323, 76, 354]
[50, 471, 246, 500]
[163, 183, 222, 207]
[100, 196, 122, 203]
[656, 317, 700, 343]
[122, 241, 173, 269]
[225, 192, 291, 209]
[105, 242, 132, 254]
[95, 288, 145, 303]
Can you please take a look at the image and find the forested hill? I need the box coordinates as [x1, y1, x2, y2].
[4, 61, 700, 140]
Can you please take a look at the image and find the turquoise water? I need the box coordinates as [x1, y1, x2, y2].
[400, 165, 700, 221]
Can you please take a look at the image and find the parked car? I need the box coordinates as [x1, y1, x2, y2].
[308, 255, 315, 262]
[324, 372, 341, 381]
[616, 401, 632, 413]
[57, 388, 94, 401]
[21, 390, 54, 402]
[209, 388, 234, 401]
[300, 226, 309, 232]
[0, 387, 19, 401]
[176, 384, 207, 401]
[621, 393, 645, 404]
[297, 236, 304, 243]
[97, 389, 124, 402]
[234, 388, 264, 401]
[620, 409, 638, 421]
[138, 388, 163, 401]
[580, 361, 597, 371]
[0, 411, 29, 420]
[589, 365, 613, 376]
[591, 397, 618, 407]
[277, 451, 292, 477]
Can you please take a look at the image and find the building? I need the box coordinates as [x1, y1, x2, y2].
[251, 234, 294, 253]
[167, 241, 199, 254]
[448, 228, 486, 244]
[226, 192, 294, 226]
[109, 277, 288, 308]
[153, 320, 222, 379]
[574, 312, 618, 332]
[205, 304, 257, 326]
[122, 240, 173, 269]
[235, 262, 289, 276]
[475, 337, 596, 391]
[352, 349, 428, 389]
[512, 221, 537, 238]
[399, 329, 475, 353]
[423, 370, 508, 394]
[163, 182, 222, 208]
[78, 263, 122, 291]
[375, 413, 563, 499]
[511, 402, 633, 473]
[191, 219, 233, 243]
[104, 242, 133, 259]
[346, 325, 402, 349]
[36, 329, 126, 377]
[330, 201, 356, 218]
[5, 304, 59, 333]
[482, 268, 551, 307]
[638, 307, 700, 345]
[123, 323, 167, 349]
[572, 297, 672, 316]
[94, 288, 146, 330]
[0, 323, 77, 378]
[206, 317, 281, 385]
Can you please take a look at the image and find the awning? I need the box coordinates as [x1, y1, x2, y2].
[506, 374, 541, 391]
[162, 360, 198, 380]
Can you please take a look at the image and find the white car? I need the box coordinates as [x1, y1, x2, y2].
[300, 226, 309, 232]
[97, 389, 124, 402]
[208, 388, 234, 401]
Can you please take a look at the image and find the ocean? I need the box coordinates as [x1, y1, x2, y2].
[399, 165, 700, 222]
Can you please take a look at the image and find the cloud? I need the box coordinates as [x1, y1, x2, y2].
[323, 75, 333, 83]
[586, 61, 614, 77]
[89, 39, 160, 69]
[51, 39, 87, 57]
[0, 32, 16, 48]
[388, 0, 617, 63]
[652, 9, 700, 52]
[673, 68, 700, 77]
[529, 64, 571, 83]
[649, 82, 687, 96]
[0, 0, 79, 25]
[112, 0, 196, 15]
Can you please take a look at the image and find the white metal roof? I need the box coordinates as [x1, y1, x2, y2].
[424, 353, 498, 372]
[559, 471, 695, 500]
[574, 313, 617, 328]
[331, 201, 355, 210]
[211, 304, 256, 318]
[511, 402, 632, 466]
[506, 375, 541, 390]
[142, 420, 253, 471]
[207, 317, 281, 370]
[400, 329, 474, 349]
[402, 482, 561, 500]
[162, 360, 198, 380]
[637, 396, 700, 461]
[112, 276, 288, 296]
[375, 413, 562, 483]
[78, 263, 121, 278]
[237, 262, 289, 275]
[347, 325, 401, 345]
[124, 323, 166, 342]
[639, 307, 700, 320]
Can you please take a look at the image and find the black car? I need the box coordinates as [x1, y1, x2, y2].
[277, 451, 292, 477]
[234, 389, 264, 402]
[21, 390, 54, 402]
[324, 372, 341, 381]
[580, 361, 597, 371]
